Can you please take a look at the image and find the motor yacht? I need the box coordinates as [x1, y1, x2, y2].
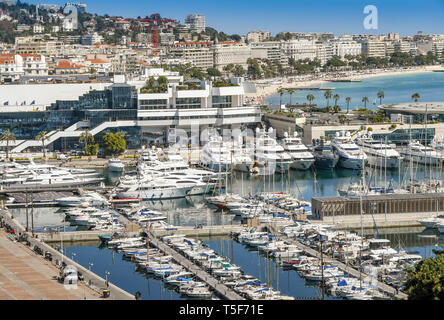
[331, 131, 367, 169]
[400, 141, 444, 166]
[108, 158, 125, 172]
[356, 132, 403, 169]
[254, 128, 293, 175]
[280, 131, 315, 170]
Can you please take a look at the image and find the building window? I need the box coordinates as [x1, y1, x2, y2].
[212, 96, 232, 108]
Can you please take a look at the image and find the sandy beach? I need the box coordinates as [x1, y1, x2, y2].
[246, 65, 444, 105]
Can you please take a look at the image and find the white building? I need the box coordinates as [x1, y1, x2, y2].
[0, 54, 48, 81]
[81, 32, 103, 45]
[185, 14, 206, 33]
[247, 31, 271, 43]
[212, 42, 252, 71]
[169, 43, 214, 70]
[329, 39, 362, 59]
[137, 76, 260, 142]
[33, 24, 44, 34]
[280, 39, 318, 61]
[361, 39, 387, 58]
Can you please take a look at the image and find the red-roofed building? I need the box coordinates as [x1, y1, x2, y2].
[84, 58, 112, 75]
[0, 53, 48, 81]
[55, 60, 87, 74]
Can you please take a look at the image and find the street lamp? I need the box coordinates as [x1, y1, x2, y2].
[71, 253, 76, 262]
[105, 271, 110, 288]
[88, 262, 94, 271]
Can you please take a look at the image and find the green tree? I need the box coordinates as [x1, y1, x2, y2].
[345, 97, 351, 114]
[324, 90, 332, 107]
[35, 131, 49, 159]
[306, 94, 315, 114]
[0, 129, 16, 160]
[79, 130, 94, 147]
[333, 93, 340, 106]
[103, 132, 126, 156]
[84, 144, 99, 156]
[233, 65, 245, 77]
[377, 90, 385, 105]
[207, 67, 222, 78]
[404, 253, 444, 300]
[287, 88, 295, 109]
[277, 88, 286, 107]
[362, 96, 369, 108]
[412, 93, 421, 102]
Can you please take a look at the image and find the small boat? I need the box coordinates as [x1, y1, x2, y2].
[98, 234, 112, 243]
[108, 158, 125, 172]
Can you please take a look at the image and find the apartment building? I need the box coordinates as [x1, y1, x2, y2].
[212, 42, 252, 71]
[169, 42, 214, 70]
[361, 39, 387, 58]
[184, 14, 206, 33]
[247, 31, 271, 43]
[0, 54, 48, 81]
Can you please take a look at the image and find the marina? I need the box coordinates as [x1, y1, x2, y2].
[1, 144, 443, 301]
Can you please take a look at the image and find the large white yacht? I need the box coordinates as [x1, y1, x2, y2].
[255, 128, 293, 175]
[400, 141, 444, 166]
[280, 131, 315, 170]
[0, 163, 104, 189]
[331, 131, 367, 170]
[355, 132, 403, 169]
[107, 158, 125, 172]
[115, 177, 195, 200]
[199, 136, 231, 173]
[229, 137, 255, 173]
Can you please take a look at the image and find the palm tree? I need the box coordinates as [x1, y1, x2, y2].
[412, 93, 420, 102]
[324, 90, 332, 107]
[287, 88, 295, 110]
[277, 88, 286, 107]
[377, 90, 385, 105]
[79, 129, 94, 148]
[333, 94, 340, 106]
[0, 129, 16, 160]
[36, 131, 49, 159]
[345, 97, 351, 114]
[306, 94, 315, 114]
[362, 96, 369, 109]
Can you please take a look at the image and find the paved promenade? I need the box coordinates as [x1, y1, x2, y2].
[0, 229, 100, 300]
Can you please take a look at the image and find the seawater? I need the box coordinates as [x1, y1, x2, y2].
[265, 72, 444, 110]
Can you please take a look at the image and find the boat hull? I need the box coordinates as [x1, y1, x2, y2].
[338, 156, 366, 170]
[291, 159, 315, 170]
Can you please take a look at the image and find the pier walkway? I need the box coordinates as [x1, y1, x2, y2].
[146, 231, 245, 300]
[0, 229, 101, 300]
[0, 208, 135, 300]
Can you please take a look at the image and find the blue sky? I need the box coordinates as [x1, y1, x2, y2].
[25, 0, 444, 36]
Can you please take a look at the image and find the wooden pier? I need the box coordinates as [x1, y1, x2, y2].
[273, 227, 408, 300]
[146, 231, 245, 300]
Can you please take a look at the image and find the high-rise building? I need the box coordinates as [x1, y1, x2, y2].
[185, 14, 206, 33]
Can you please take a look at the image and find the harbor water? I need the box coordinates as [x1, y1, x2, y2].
[265, 72, 444, 110]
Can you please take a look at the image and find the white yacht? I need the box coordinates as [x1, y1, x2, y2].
[418, 215, 444, 229]
[254, 127, 293, 175]
[199, 136, 231, 173]
[331, 131, 367, 170]
[356, 132, 403, 169]
[57, 192, 109, 207]
[231, 139, 255, 173]
[280, 131, 315, 170]
[115, 177, 194, 200]
[400, 141, 444, 166]
[108, 158, 125, 172]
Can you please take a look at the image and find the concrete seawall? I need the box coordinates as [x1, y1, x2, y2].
[0, 208, 135, 300]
